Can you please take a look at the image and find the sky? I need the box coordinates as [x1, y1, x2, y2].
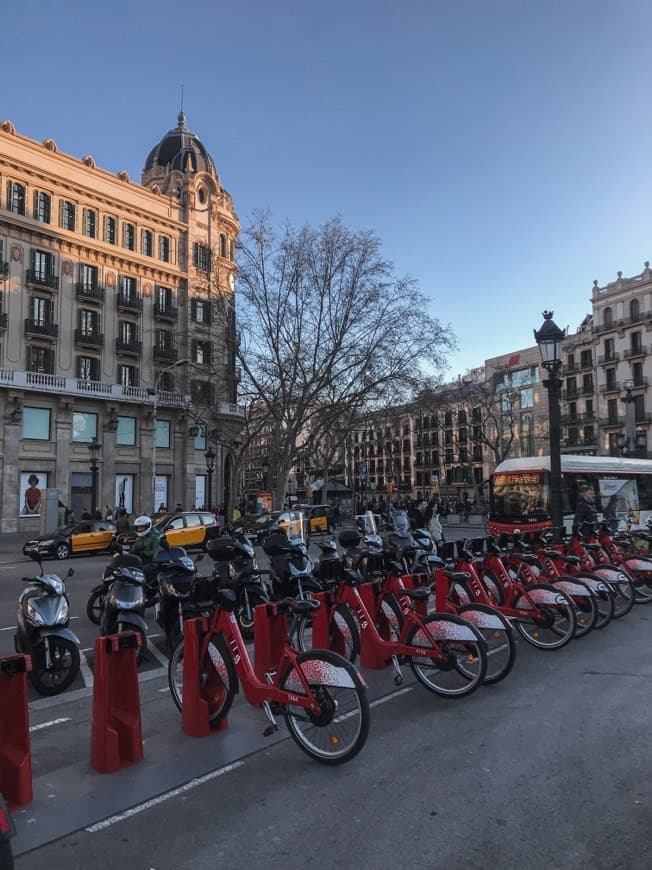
[4, 0, 652, 378]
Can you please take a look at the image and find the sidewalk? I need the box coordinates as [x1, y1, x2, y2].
[0, 532, 28, 561]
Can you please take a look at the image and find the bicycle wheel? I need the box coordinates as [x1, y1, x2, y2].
[592, 568, 635, 618]
[377, 593, 403, 642]
[549, 578, 597, 638]
[479, 571, 504, 605]
[571, 572, 614, 629]
[168, 633, 237, 726]
[457, 604, 516, 684]
[514, 584, 576, 649]
[405, 614, 487, 698]
[296, 604, 360, 664]
[280, 649, 370, 764]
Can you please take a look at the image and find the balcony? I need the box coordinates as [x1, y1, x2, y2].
[598, 416, 622, 428]
[153, 302, 178, 322]
[74, 328, 104, 349]
[0, 261, 8, 280]
[624, 345, 647, 359]
[116, 293, 143, 312]
[115, 337, 142, 356]
[599, 381, 620, 394]
[24, 318, 58, 338]
[580, 386, 595, 397]
[562, 390, 578, 402]
[153, 345, 178, 363]
[632, 377, 649, 389]
[26, 270, 58, 291]
[75, 283, 105, 303]
[562, 363, 577, 376]
[598, 353, 619, 365]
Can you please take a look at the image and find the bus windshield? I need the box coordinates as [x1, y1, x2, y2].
[490, 471, 549, 523]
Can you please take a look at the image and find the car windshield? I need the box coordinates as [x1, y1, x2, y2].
[52, 524, 76, 535]
[283, 511, 307, 545]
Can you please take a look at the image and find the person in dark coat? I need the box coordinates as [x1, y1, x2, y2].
[574, 484, 597, 537]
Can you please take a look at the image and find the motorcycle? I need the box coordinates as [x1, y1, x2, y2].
[154, 538, 212, 650]
[262, 512, 322, 601]
[0, 793, 15, 870]
[98, 550, 148, 665]
[15, 555, 80, 695]
[207, 526, 269, 638]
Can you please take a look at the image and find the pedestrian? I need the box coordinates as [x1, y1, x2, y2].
[333, 501, 341, 528]
[104, 504, 113, 522]
[174, 503, 183, 514]
[574, 484, 597, 538]
[116, 508, 130, 534]
[93, 508, 102, 521]
[81, 506, 91, 521]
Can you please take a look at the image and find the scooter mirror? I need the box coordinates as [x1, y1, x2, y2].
[159, 533, 170, 549]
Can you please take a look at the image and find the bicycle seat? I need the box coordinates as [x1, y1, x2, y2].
[562, 555, 581, 565]
[442, 569, 472, 582]
[511, 553, 537, 564]
[584, 543, 602, 551]
[343, 568, 362, 587]
[283, 597, 320, 615]
[397, 587, 430, 603]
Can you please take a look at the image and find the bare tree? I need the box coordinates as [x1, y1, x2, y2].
[233, 212, 456, 509]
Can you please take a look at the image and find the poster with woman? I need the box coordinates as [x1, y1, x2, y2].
[20, 472, 48, 517]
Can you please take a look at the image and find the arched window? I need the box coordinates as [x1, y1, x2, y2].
[604, 306, 613, 327]
[219, 234, 227, 258]
[61, 200, 76, 231]
[7, 181, 26, 215]
[630, 298, 640, 322]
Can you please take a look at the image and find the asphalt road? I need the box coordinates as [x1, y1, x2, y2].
[10, 594, 652, 870]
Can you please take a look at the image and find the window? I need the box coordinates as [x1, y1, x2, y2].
[155, 285, 173, 311]
[582, 373, 594, 394]
[29, 296, 53, 325]
[631, 331, 642, 354]
[119, 320, 137, 343]
[633, 362, 644, 387]
[104, 216, 116, 244]
[76, 356, 100, 380]
[118, 364, 138, 387]
[566, 353, 575, 371]
[155, 420, 171, 448]
[520, 389, 533, 409]
[123, 223, 135, 250]
[444, 411, 452, 427]
[585, 399, 594, 419]
[80, 263, 98, 291]
[194, 428, 206, 450]
[156, 329, 173, 351]
[193, 339, 211, 365]
[219, 234, 227, 258]
[634, 395, 646, 423]
[604, 338, 615, 360]
[580, 349, 592, 369]
[31, 249, 55, 283]
[159, 236, 170, 262]
[191, 298, 211, 323]
[26, 346, 55, 373]
[631, 298, 640, 322]
[568, 402, 577, 421]
[501, 392, 514, 413]
[142, 229, 153, 257]
[83, 208, 97, 238]
[583, 426, 595, 446]
[60, 200, 76, 230]
[79, 309, 100, 335]
[193, 242, 210, 270]
[606, 368, 617, 390]
[7, 181, 25, 215]
[116, 416, 136, 446]
[120, 275, 138, 300]
[191, 380, 213, 405]
[608, 432, 619, 456]
[72, 411, 98, 442]
[34, 191, 51, 223]
[604, 307, 613, 328]
[607, 398, 619, 425]
[22, 407, 51, 440]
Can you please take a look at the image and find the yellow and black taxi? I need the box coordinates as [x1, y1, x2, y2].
[152, 511, 220, 549]
[295, 504, 335, 535]
[23, 520, 117, 560]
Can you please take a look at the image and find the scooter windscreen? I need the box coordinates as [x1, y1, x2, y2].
[356, 511, 378, 536]
[390, 509, 411, 537]
[283, 511, 308, 546]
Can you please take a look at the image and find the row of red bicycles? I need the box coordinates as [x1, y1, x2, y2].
[166, 509, 652, 766]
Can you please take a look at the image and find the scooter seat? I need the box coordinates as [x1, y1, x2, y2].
[397, 587, 430, 603]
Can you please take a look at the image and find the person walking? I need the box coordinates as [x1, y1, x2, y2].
[574, 484, 598, 537]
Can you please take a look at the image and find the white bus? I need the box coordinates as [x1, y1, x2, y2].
[488, 455, 652, 536]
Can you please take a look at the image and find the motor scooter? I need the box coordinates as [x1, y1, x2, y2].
[154, 538, 211, 650]
[99, 550, 148, 665]
[262, 512, 322, 600]
[15, 555, 80, 696]
[207, 526, 269, 638]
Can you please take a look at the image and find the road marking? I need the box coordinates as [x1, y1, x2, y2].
[29, 716, 71, 732]
[78, 651, 94, 689]
[85, 761, 244, 832]
[146, 642, 170, 669]
[370, 686, 414, 707]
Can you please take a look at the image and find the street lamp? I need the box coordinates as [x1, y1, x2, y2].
[88, 436, 101, 516]
[619, 379, 647, 457]
[534, 311, 565, 542]
[150, 358, 190, 513]
[205, 445, 216, 509]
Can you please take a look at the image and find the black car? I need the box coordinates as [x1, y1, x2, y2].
[231, 512, 281, 544]
[23, 520, 117, 560]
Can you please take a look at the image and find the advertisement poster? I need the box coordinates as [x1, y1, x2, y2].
[20, 472, 48, 517]
[154, 475, 168, 512]
[115, 474, 134, 515]
[598, 478, 639, 525]
[195, 476, 206, 512]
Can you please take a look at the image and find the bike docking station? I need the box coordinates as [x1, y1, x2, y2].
[181, 617, 228, 737]
[311, 590, 350, 659]
[0, 653, 33, 809]
[253, 601, 290, 681]
[90, 631, 143, 774]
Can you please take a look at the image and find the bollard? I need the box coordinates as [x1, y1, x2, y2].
[253, 602, 289, 681]
[0, 654, 32, 810]
[358, 583, 390, 669]
[181, 618, 228, 737]
[90, 632, 143, 774]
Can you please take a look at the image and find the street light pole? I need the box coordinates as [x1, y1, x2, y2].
[88, 437, 101, 517]
[205, 445, 216, 510]
[151, 358, 190, 514]
[534, 311, 565, 543]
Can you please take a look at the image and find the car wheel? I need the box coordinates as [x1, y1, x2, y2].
[55, 542, 70, 560]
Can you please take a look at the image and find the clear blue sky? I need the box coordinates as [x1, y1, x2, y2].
[5, 0, 652, 377]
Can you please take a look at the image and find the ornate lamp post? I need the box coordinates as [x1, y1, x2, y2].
[205, 445, 216, 510]
[534, 311, 565, 542]
[88, 436, 101, 516]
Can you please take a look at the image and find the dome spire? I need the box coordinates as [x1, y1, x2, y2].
[177, 83, 186, 129]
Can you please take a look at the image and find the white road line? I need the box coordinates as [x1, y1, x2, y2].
[369, 686, 414, 707]
[85, 761, 244, 832]
[146, 642, 169, 669]
[78, 650, 94, 689]
[29, 716, 71, 732]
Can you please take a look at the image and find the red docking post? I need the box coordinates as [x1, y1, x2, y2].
[358, 582, 390, 669]
[182, 617, 228, 737]
[253, 602, 289, 681]
[309, 591, 349, 658]
[90, 632, 143, 774]
[0, 653, 33, 810]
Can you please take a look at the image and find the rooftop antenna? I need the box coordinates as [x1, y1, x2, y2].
[180, 83, 184, 113]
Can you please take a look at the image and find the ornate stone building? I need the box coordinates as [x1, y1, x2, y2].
[0, 115, 241, 533]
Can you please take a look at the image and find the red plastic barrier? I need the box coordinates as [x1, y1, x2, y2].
[253, 602, 288, 681]
[90, 632, 143, 774]
[310, 592, 330, 649]
[358, 583, 389, 669]
[0, 654, 32, 809]
[181, 618, 228, 737]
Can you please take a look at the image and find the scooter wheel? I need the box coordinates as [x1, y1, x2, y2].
[29, 638, 80, 696]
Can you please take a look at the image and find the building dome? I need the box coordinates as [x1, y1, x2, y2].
[143, 112, 216, 177]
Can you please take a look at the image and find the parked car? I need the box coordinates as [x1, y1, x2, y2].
[118, 511, 220, 550]
[231, 512, 281, 545]
[300, 504, 335, 535]
[23, 520, 117, 560]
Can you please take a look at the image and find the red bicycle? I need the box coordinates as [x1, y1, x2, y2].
[168, 587, 370, 764]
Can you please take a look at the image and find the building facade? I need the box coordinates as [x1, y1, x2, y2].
[0, 115, 241, 533]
